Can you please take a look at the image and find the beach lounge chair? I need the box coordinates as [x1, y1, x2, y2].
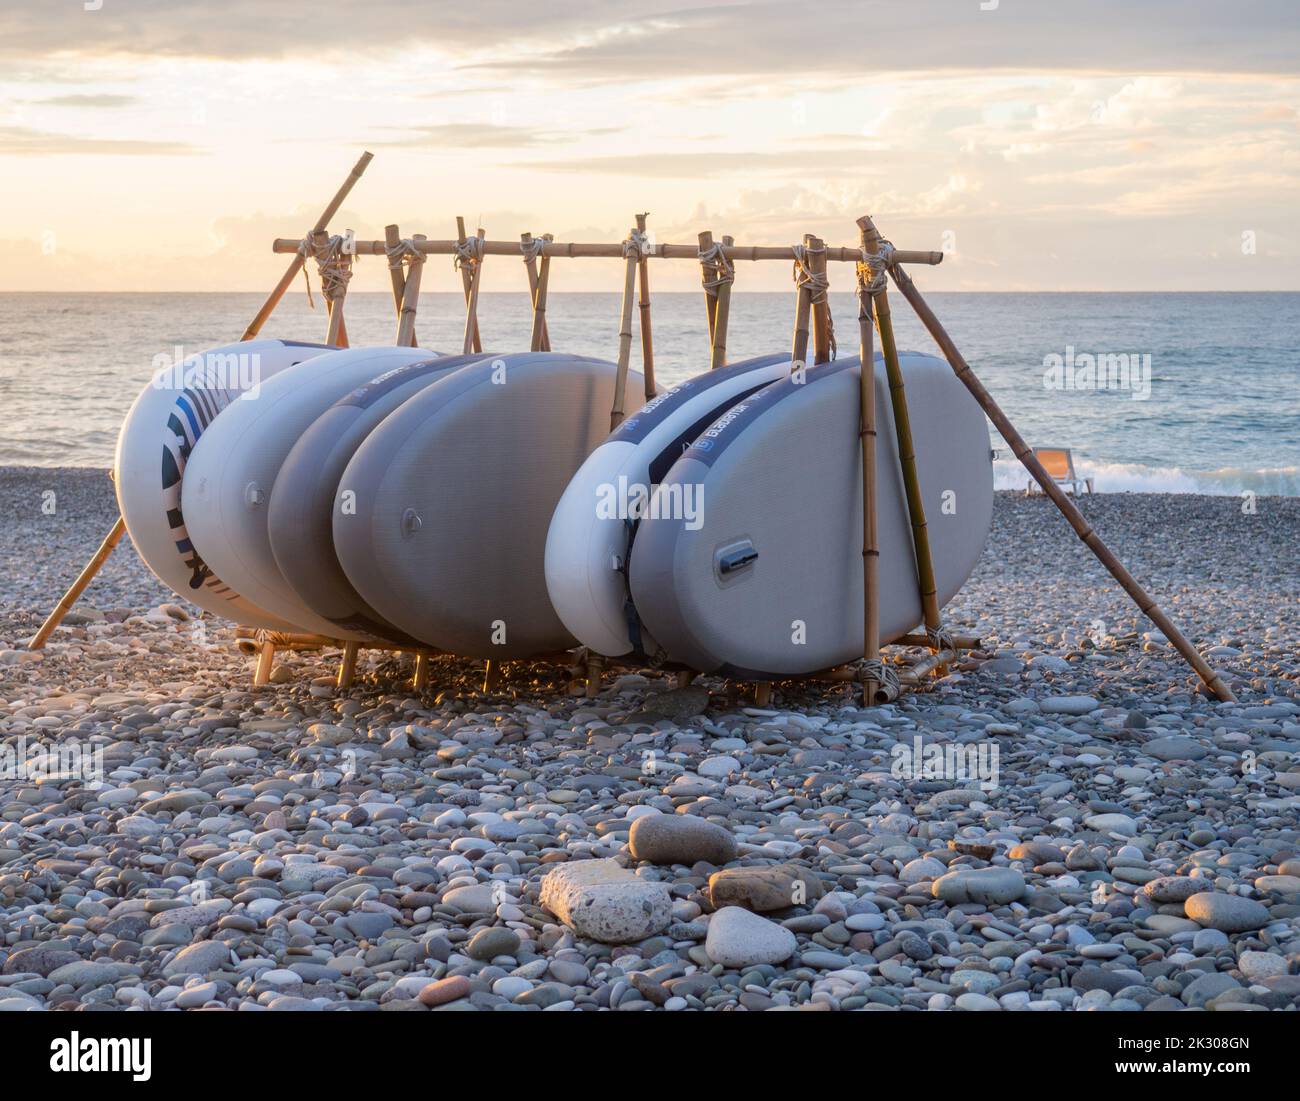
[1026, 447, 1093, 496]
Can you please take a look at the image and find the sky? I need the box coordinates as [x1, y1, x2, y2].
[1, 0, 1297, 293]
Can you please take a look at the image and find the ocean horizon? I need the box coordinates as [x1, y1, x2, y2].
[2, 290, 1296, 496]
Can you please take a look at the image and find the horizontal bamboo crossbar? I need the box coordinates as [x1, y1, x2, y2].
[273, 238, 943, 266]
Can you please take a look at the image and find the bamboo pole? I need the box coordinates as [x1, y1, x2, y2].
[412, 653, 430, 691]
[859, 216, 940, 638]
[310, 229, 352, 348]
[253, 641, 277, 687]
[521, 233, 551, 352]
[244, 151, 373, 341]
[609, 231, 640, 430]
[384, 223, 417, 346]
[456, 217, 484, 353]
[791, 234, 815, 374]
[700, 230, 719, 343]
[635, 213, 655, 400]
[809, 236, 831, 366]
[711, 235, 734, 370]
[32, 155, 375, 652]
[337, 641, 359, 689]
[483, 659, 502, 693]
[274, 237, 943, 266]
[855, 248, 882, 706]
[395, 234, 426, 348]
[528, 234, 553, 354]
[28, 515, 126, 649]
[881, 243, 1236, 703]
[460, 226, 486, 356]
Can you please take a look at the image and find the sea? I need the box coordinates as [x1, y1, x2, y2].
[1, 291, 1296, 495]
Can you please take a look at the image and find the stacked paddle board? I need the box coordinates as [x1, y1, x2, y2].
[115, 336, 990, 678]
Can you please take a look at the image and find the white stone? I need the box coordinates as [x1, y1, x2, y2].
[704, 906, 797, 968]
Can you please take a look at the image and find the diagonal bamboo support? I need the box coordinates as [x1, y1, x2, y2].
[385, 223, 418, 346]
[28, 514, 126, 649]
[243, 151, 373, 341]
[873, 217, 1236, 703]
[809, 236, 832, 366]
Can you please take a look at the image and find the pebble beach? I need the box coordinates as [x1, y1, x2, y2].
[1, 467, 1297, 1013]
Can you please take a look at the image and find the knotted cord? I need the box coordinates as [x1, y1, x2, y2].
[520, 236, 547, 264]
[792, 242, 836, 358]
[385, 237, 426, 270]
[925, 623, 957, 655]
[298, 234, 353, 310]
[859, 658, 900, 700]
[455, 234, 484, 272]
[698, 240, 735, 296]
[622, 229, 651, 259]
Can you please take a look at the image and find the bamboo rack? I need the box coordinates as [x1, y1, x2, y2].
[30, 146, 1235, 712]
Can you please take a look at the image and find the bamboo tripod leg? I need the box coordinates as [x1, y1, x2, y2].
[28, 515, 127, 649]
[456, 218, 483, 353]
[521, 233, 551, 352]
[527, 234, 553, 353]
[242, 150, 373, 341]
[337, 641, 359, 689]
[483, 659, 502, 693]
[584, 653, 605, 699]
[754, 683, 772, 707]
[791, 235, 815, 374]
[609, 249, 639, 431]
[412, 653, 430, 692]
[461, 229, 485, 356]
[886, 256, 1236, 703]
[253, 641, 276, 687]
[860, 220, 940, 638]
[385, 223, 416, 346]
[711, 235, 734, 371]
[856, 268, 881, 705]
[700, 230, 719, 345]
[810, 237, 832, 366]
[396, 235, 426, 349]
[635, 214, 655, 398]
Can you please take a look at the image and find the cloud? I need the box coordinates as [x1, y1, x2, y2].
[2, 0, 1295, 79]
[507, 148, 883, 177]
[0, 125, 193, 155]
[375, 122, 622, 148]
[24, 93, 138, 107]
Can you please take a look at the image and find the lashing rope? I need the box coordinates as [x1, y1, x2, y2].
[298, 234, 353, 310]
[859, 658, 900, 698]
[520, 236, 547, 264]
[792, 241, 836, 359]
[455, 234, 484, 272]
[698, 241, 735, 296]
[385, 237, 426, 270]
[925, 623, 957, 654]
[859, 240, 895, 294]
[622, 229, 651, 259]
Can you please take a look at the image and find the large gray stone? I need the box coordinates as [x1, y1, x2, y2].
[1143, 736, 1208, 761]
[163, 939, 231, 978]
[1185, 892, 1269, 933]
[539, 859, 672, 944]
[932, 867, 1026, 906]
[629, 815, 737, 866]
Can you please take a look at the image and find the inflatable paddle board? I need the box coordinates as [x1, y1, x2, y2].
[267, 353, 491, 644]
[335, 352, 645, 658]
[628, 352, 992, 677]
[545, 353, 791, 659]
[114, 338, 335, 629]
[182, 346, 441, 638]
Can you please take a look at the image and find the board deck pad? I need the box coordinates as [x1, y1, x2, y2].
[545, 353, 791, 658]
[335, 352, 645, 658]
[181, 346, 441, 637]
[628, 352, 993, 677]
[114, 338, 335, 629]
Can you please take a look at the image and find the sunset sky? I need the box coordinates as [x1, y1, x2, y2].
[1, 0, 1297, 292]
